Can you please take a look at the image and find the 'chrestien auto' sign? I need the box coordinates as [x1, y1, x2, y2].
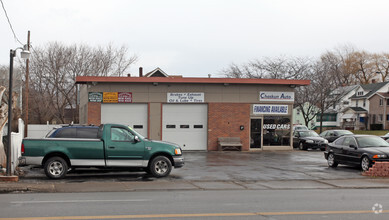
[259, 91, 294, 102]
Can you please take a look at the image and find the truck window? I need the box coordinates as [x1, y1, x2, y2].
[55, 128, 77, 138]
[111, 127, 134, 141]
[77, 128, 99, 138]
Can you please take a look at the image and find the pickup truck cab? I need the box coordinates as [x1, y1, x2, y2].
[19, 124, 184, 179]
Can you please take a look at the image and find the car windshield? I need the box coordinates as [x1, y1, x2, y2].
[299, 131, 319, 137]
[355, 136, 389, 148]
[337, 130, 353, 136]
[294, 126, 308, 131]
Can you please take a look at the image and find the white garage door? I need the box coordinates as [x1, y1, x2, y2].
[101, 104, 148, 137]
[162, 104, 207, 151]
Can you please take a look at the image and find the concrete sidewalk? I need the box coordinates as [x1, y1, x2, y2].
[2, 178, 389, 193]
[1, 151, 389, 193]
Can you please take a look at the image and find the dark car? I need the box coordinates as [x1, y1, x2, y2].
[324, 135, 389, 171]
[319, 129, 353, 143]
[46, 125, 99, 139]
[293, 130, 328, 151]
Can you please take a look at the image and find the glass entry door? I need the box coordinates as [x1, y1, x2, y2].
[250, 119, 262, 149]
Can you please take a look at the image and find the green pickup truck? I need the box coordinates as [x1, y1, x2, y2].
[19, 124, 184, 179]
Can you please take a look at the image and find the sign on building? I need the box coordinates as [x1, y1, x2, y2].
[88, 92, 103, 102]
[253, 104, 289, 115]
[167, 93, 204, 103]
[103, 92, 118, 103]
[259, 91, 294, 102]
[118, 92, 133, 103]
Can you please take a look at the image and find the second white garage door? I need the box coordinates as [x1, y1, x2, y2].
[162, 104, 207, 151]
[101, 104, 148, 137]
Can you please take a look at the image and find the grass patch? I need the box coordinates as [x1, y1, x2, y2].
[350, 130, 389, 136]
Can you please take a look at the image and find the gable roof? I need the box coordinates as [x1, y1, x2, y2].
[144, 68, 169, 77]
[350, 81, 389, 99]
[331, 85, 359, 99]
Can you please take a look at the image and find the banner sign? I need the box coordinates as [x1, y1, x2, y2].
[88, 92, 103, 102]
[103, 92, 118, 103]
[253, 104, 288, 115]
[167, 93, 204, 103]
[118, 92, 133, 103]
[259, 91, 294, 102]
[263, 124, 291, 130]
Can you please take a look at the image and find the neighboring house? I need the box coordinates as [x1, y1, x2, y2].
[293, 102, 317, 129]
[342, 81, 389, 130]
[315, 85, 359, 129]
[368, 92, 389, 130]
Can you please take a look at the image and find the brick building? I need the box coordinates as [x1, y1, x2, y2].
[76, 68, 309, 151]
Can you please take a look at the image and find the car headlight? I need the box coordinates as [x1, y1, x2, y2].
[324, 140, 328, 144]
[175, 148, 182, 155]
[306, 140, 314, 144]
[373, 154, 387, 159]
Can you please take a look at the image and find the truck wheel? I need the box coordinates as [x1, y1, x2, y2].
[149, 156, 172, 178]
[44, 157, 68, 179]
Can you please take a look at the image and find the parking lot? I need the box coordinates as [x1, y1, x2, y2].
[18, 149, 366, 183]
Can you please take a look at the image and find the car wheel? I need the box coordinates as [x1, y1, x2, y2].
[327, 153, 338, 168]
[149, 156, 172, 178]
[44, 156, 68, 179]
[299, 142, 306, 150]
[361, 156, 371, 172]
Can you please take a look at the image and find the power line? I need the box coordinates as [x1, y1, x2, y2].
[0, 0, 23, 45]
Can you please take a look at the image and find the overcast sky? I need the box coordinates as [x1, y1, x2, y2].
[1, 0, 389, 77]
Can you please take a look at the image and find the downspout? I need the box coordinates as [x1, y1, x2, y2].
[382, 98, 388, 130]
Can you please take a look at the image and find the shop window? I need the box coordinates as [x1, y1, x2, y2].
[262, 116, 291, 147]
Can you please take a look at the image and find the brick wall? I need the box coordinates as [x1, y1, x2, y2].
[87, 102, 101, 125]
[208, 103, 250, 151]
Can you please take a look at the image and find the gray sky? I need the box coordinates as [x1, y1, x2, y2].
[1, 0, 389, 77]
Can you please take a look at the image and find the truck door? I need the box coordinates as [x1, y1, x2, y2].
[105, 126, 145, 167]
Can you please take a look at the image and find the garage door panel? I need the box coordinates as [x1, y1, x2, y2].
[162, 104, 207, 151]
[101, 104, 148, 137]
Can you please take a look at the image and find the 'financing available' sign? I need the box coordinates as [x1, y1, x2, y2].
[253, 104, 288, 115]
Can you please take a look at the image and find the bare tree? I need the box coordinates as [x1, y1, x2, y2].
[26, 42, 138, 124]
[372, 53, 389, 82]
[222, 56, 311, 80]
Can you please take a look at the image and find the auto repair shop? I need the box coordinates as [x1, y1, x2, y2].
[76, 68, 309, 151]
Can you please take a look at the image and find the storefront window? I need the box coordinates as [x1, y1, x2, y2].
[263, 116, 291, 146]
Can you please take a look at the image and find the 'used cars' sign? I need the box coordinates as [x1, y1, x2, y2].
[259, 91, 294, 102]
[167, 93, 204, 103]
[253, 104, 288, 115]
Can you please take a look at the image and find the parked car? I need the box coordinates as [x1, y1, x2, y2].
[19, 124, 184, 179]
[293, 130, 328, 150]
[324, 135, 389, 171]
[293, 125, 309, 131]
[381, 132, 389, 140]
[319, 129, 353, 143]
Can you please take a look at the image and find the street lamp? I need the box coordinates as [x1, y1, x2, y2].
[6, 45, 30, 176]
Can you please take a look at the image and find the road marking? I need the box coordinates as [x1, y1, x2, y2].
[11, 199, 151, 204]
[1, 210, 389, 220]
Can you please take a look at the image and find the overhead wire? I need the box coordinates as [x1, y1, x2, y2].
[0, 0, 24, 45]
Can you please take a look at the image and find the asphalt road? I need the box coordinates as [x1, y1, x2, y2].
[1, 188, 389, 220]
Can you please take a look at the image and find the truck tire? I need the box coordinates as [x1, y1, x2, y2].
[44, 156, 68, 179]
[149, 156, 172, 178]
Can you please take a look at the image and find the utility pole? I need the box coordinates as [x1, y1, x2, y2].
[24, 31, 30, 137]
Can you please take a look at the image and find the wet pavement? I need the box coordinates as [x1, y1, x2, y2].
[18, 149, 365, 183]
[2, 149, 388, 193]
